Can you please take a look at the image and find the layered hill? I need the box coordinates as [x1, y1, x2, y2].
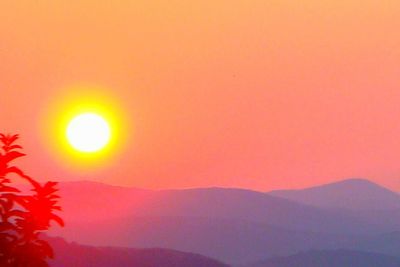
[245, 250, 400, 267]
[49, 179, 400, 264]
[56, 181, 379, 234]
[47, 237, 228, 267]
[269, 178, 400, 210]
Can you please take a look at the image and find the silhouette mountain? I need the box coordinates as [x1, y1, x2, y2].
[46, 180, 400, 264]
[343, 231, 400, 257]
[244, 250, 400, 267]
[47, 236, 229, 267]
[269, 178, 400, 210]
[56, 181, 378, 234]
[52, 216, 356, 265]
[56, 181, 150, 222]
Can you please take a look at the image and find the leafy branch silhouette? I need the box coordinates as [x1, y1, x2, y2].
[0, 134, 64, 267]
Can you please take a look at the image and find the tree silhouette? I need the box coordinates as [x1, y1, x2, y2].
[0, 134, 64, 267]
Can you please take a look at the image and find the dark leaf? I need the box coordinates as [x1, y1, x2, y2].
[0, 186, 20, 193]
[50, 214, 65, 227]
[4, 151, 26, 163]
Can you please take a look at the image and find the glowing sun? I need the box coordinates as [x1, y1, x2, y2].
[66, 113, 111, 153]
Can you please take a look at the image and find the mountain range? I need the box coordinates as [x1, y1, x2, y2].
[269, 178, 400, 210]
[47, 236, 228, 267]
[245, 250, 400, 267]
[48, 178, 400, 265]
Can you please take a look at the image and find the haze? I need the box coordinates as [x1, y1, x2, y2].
[1, 0, 400, 191]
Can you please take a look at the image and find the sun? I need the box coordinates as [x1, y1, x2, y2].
[41, 86, 130, 169]
[66, 113, 111, 153]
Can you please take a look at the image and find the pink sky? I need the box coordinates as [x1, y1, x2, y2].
[1, 1, 400, 191]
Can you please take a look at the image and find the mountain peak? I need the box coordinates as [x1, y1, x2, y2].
[324, 178, 379, 187]
[336, 178, 375, 184]
[269, 178, 400, 210]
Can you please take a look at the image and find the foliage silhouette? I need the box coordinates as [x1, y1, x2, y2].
[0, 134, 64, 267]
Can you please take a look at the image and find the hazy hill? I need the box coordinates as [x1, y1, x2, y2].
[51, 216, 353, 264]
[57, 181, 151, 222]
[245, 250, 400, 267]
[344, 231, 400, 257]
[47, 237, 229, 267]
[57, 181, 378, 234]
[269, 178, 400, 210]
[49, 179, 400, 264]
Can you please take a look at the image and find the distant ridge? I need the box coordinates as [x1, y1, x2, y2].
[245, 249, 400, 267]
[50, 179, 400, 264]
[47, 236, 229, 267]
[269, 178, 400, 210]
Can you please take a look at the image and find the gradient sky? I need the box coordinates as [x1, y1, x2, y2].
[1, 0, 400, 191]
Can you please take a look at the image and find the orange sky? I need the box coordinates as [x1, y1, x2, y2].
[1, 0, 400, 191]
